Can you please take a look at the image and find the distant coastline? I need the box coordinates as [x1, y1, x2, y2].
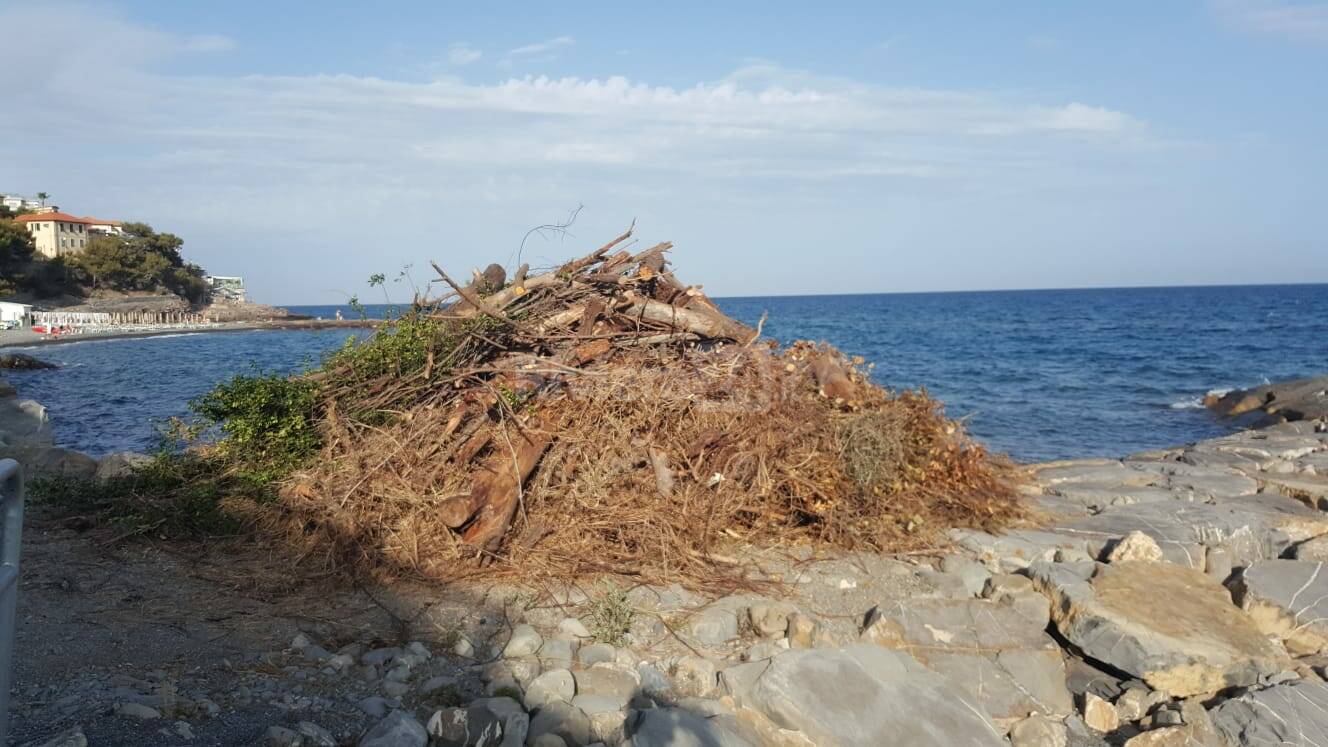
[0, 317, 378, 350]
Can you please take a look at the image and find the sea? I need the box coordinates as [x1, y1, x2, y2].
[4, 284, 1326, 463]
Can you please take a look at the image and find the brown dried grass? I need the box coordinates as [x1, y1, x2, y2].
[231, 339, 1019, 590]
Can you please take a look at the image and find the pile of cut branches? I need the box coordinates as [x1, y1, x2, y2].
[222, 227, 1019, 588]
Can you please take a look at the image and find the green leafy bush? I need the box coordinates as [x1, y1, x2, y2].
[191, 372, 323, 478]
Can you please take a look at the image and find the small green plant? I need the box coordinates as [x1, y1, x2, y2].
[586, 588, 635, 647]
[28, 451, 249, 539]
[191, 372, 323, 480]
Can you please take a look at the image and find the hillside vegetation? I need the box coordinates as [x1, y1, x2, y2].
[0, 213, 208, 303]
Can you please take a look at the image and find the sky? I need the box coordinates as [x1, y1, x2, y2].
[1, 1, 1325, 304]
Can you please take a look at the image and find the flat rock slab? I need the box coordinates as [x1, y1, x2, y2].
[720, 645, 1005, 746]
[623, 708, 758, 747]
[1052, 495, 1328, 569]
[861, 598, 1072, 726]
[1231, 560, 1328, 655]
[1029, 561, 1288, 697]
[1210, 680, 1328, 746]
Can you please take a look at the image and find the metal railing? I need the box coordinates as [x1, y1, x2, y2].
[0, 459, 22, 742]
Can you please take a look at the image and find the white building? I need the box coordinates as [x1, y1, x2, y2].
[1, 194, 43, 212]
[205, 276, 246, 302]
[83, 216, 125, 236]
[0, 302, 33, 327]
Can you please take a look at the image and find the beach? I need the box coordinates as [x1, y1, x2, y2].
[0, 317, 378, 350]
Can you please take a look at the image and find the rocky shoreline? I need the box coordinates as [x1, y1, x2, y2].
[6, 376, 1328, 746]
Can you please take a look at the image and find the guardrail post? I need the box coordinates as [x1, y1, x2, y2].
[0, 459, 23, 742]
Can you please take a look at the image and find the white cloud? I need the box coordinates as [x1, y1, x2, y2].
[506, 35, 575, 58]
[1215, 0, 1328, 41]
[448, 43, 482, 65]
[0, 4, 1160, 302]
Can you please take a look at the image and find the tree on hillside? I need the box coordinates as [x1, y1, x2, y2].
[36, 192, 49, 206]
[0, 220, 35, 288]
[68, 223, 210, 303]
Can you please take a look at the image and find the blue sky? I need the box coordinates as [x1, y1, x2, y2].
[1, 1, 1325, 303]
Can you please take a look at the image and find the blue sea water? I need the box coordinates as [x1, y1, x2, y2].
[4, 284, 1326, 462]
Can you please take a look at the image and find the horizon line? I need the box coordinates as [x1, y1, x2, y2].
[275, 279, 1328, 306]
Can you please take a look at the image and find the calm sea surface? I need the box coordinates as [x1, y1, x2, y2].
[5, 284, 1326, 462]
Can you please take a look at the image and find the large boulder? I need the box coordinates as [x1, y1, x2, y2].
[0, 446, 97, 478]
[719, 645, 1005, 746]
[860, 598, 1073, 730]
[1230, 560, 1328, 655]
[0, 353, 57, 370]
[1210, 680, 1328, 745]
[0, 398, 53, 448]
[1029, 561, 1288, 697]
[95, 451, 153, 481]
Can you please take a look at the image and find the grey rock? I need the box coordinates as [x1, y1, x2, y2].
[571, 693, 622, 715]
[684, 604, 741, 646]
[503, 624, 543, 658]
[33, 725, 88, 747]
[559, 617, 592, 639]
[357, 696, 394, 719]
[382, 680, 410, 697]
[265, 726, 302, 747]
[1030, 560, 1288, 697]
[938, 554, 992, 596]
[745, 600, 796, 638]
[113, 702, 162, 720]
[1294, 534, 1328, 561]
[361, 647, 402, 667]
[500, 712, 529, 747]
[636, 662, 673, 698]
[624, 708, 757, 747]
[530, 735, 569, 747]
[539, 637, 577, 669]
[296, 721, 338, 747]
[425, 708, 467, 743]
[578, 643, 616, 667]
[671, 656, 719, 698]
[861, 597, 1073, 726]
[0, 445, 98, 478]
[1231, 559, 1328, 655]
[357, 710, 427, 747]
[983, 573, 1052, 628]
[525, 668, 576, 711]
[95, 451, 152, 480]
[0, 397, 52, 447]
[720, 645, 1004, 745]
[529, 701, 591, 746]
[1009, 714, 1068, 747]
[574, 666, 637, 705]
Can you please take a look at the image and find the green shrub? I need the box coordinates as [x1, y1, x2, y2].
[191, 372, 322, 479]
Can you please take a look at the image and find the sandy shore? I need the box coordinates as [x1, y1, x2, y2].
[0, 318, 379, 349]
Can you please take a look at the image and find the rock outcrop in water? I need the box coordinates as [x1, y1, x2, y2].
[0, 376, 98, 478]
[1207, 375, 1328, 426]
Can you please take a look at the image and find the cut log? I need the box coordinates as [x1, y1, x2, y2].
[626, 298, 756, 343]
[461, 420, 553, 548]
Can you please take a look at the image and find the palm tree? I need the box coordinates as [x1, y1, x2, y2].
[36, 192, 49, 206]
